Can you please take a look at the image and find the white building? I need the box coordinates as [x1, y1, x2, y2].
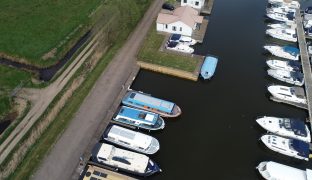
[156, 6, 203, 36]
[181, 0, 206, 9]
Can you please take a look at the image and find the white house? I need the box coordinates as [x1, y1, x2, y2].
[181, 0, 206, 9]
[156, 6, 203, 37]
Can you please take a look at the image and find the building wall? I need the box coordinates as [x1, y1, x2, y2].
[181, 0, 205, 9]
[156, 21, 193, 36]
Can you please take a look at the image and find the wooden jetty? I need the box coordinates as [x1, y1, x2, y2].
[270, 96, 308, 110]
[295, 10, 312, 130]
[201, 0, 215, 15]
[192, 19, 209, 43]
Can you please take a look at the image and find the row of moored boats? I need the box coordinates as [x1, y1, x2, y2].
[257, 1, 312, 180]
[90, 90, 181, 177]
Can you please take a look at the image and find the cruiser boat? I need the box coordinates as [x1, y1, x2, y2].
[266, 28, 297, 42]
[257, 161, 312, 180]
[266, 12, 295, 23]
[268, 0, 300, 9]
[267, 69, 304, 86]
[260, 134, 309, 161]
[267, 22, 295, 29]
[168, 34, 197, 46]
[267, 6, 296, 16]
[166, 41, 194, 54]
[266, 59, 301, 71]
[200, 56, 218, 80]
[256, 116, 311, 142]
[113, 106, 165, 131]
[267, 85, 307, 104]
[92, 143, 161, 176]
[102, 124, 160, 154]
[122, 91, 181, 117]
[264, 45, 299, 60]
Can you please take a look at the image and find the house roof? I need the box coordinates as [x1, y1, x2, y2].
[157, 6, 203, 28]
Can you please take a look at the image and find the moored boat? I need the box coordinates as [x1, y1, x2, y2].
[92, 143, 161, 176]
[168, 34, 197, 46]
[267, 69, 304, 86]
[268, 0, 300, 9]
[260, 134, 310, 161]
[122, 91, 181, 117]
[112, 106, 165, 131]
[256, 116, 311, 142]
[267, 22, 295, 29]
[267, 85, 307, 104]
[257, 161, 312, 180]
[102, 124, 160, 154]
[200, 56, 218, 80]
[266, 59, 301, 72]
[266, 12, 295, 23]
[264, 45, 299, 60]
[266, 28, 297, 42]
[166, 41, 194, 54]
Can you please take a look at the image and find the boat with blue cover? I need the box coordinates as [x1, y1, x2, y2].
[122, 91, 181, 117]
[113, 106, 165, 130]
[264, 45, 299, 60]
[261, 134, 310, 161]
[200, 56, 218, 80]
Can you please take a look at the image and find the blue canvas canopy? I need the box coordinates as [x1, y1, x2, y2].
[283, 46, 299, 56]
[290, 139, 309, 158]
[287, 12, 295, 20]
[200, 56, 218, 80]
[290, 118, 308, 136]
[170, 34, 181, 41]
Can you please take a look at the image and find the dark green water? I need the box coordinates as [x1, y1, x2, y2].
[130, 0, 312, 179]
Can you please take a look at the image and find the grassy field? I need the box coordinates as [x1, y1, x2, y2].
[0, 0, 102, 67]
[0, 66, 32, 118]
[138, 27, 199, 72]
[6, 0, 152, 179]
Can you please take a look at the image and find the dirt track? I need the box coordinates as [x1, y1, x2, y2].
[33, 0, 163, 179]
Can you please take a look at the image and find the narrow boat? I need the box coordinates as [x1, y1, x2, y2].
[260, 134, 310, 161]
[112, 106, 165, 130]
[266, 12, 295, 23]
[268, 85, 307, 104]
[102, 124, 160, 154]
[168, 34, 197, 46]
[264, 45, 299, 60]
[92, 143, 161, 176]
[268, 0, 300, 9]
[122, 91, 181, 117]
[267, 69, 304, 86]
[200, 56, 218, 80]
[166, 41, 194, 54]
[266, 59, 301, 72]
[257, 161, 312, 180]
[256, 116, 311, 142]
[266, 28, 297, 42]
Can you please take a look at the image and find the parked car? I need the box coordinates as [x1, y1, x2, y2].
[162, 3, 174, 11]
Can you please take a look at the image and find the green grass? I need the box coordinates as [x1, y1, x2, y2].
[0, 66, 32, 118]
[138, 27, 199, 72]
[0, 0, 102, 67]
[7, 0, 152, 179]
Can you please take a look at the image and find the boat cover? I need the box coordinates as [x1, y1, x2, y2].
[170, 34, 181, 41]
[200, 56, 218, 80]
[167, 41, 178, 48]
[287, 12, 295, 20]
[290, 71, 304, 81]
[287, 60, 301, 68]
[283, 118, 308, 136]
[305, 7, 312, 14]
[291, 87, 306, 98]
[290, 139, 309, 158]
[283, 46, 299, 56]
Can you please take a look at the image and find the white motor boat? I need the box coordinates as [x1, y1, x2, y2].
[267, 69, 304, 86]
[256, 116, 311, 142]
[267, 22, 296, 29]
[264, 45, 299, 60]
[267, 6, 296, 16]
[257, 161, 312, 180]
[168, 34, 197, 46]
[260, 134, 309, 160]
[266, 59, 301, 71]
[268, 0, 300, 9]
[92, 143, 161, 176]
[266, 12, 295, 23]
[266, 28, 297, 42]
[166, 41, 194, 54]
[267, 85, 307, 104]
[102, 125, 160, 155]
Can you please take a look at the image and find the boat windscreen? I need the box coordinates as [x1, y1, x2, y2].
[112, 156, 131, 165]
[290, 139, 309, 158]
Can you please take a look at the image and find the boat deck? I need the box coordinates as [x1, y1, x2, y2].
[270, 96, 308, 110]
[295, 10, 312, 131]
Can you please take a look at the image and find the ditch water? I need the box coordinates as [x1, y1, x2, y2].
[130, 0, 312, 179]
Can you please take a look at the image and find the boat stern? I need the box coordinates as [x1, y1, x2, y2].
[144, 159, 162, 176]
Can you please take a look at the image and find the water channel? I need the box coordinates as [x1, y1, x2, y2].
[130, 0, 312, 179]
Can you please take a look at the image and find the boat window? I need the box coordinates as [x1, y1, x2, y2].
[98, 157, 107, 161]
[130, 93, 135, 99]
[269, 121, 272, 123]
[112, 156, 131, 165]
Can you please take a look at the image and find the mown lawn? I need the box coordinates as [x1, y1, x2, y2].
[138, 27, 199, 72]
[0, 65, 32, 118]
[0, 0, 102, 67]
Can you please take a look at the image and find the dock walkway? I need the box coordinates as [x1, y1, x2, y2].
[295, 10, 312, 130]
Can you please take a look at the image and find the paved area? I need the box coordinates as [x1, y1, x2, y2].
[33, 0, 164, 179]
